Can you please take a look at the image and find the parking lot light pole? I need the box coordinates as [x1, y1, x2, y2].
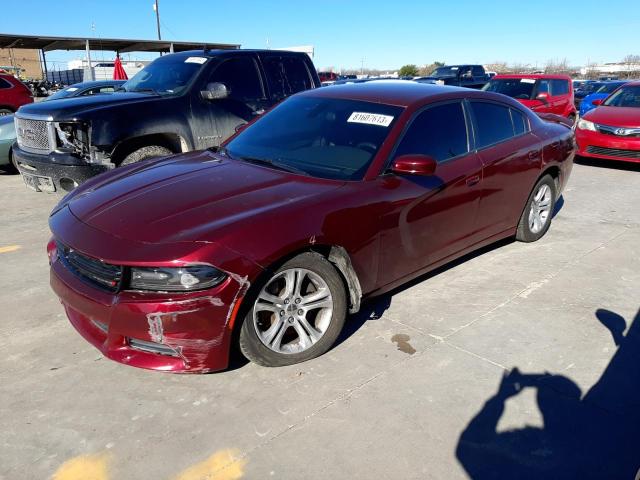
[154, 0, 162, 40]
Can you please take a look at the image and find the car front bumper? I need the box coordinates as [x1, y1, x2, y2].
[12, 145, 109, 192]
[48, 207, 260, 373]
[576, 128, 640, 163]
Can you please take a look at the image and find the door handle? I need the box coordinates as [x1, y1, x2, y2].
[550, 141, 560, 148]
[528, 150, 540, 160]
[466, 175, 480, 187]
[252, 109, 265, 116]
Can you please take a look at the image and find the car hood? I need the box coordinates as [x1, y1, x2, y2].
[16, 91, 165, 120]
[64, 150, 344, 244]
[584, 106, 640, 128]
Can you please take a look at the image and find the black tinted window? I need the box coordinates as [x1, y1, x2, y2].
[263, 56, 312, 100]
[209, 56, 263, 100]
[551, 79, 569, 96]
[471, 102, 515, 148]
[511, 109, 527, 135]
[394, 102, 469, 162]
[0, 78, 11, 89]
[472, 66, 484, 76]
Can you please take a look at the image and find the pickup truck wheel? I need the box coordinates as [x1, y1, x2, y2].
[239, 252, 347, 367]
[120, 145, 172, 166]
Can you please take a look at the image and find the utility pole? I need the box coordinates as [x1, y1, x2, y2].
[154, 0, 162, 40]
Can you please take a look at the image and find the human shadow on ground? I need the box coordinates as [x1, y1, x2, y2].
[456, 307, 640, 479]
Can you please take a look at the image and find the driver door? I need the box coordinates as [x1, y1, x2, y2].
[378, 101, 483, 284]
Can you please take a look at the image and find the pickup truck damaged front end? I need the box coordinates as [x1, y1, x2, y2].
[13, 113, 114, 192]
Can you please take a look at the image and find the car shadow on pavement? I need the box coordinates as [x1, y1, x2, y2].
[336, 237, 515, 348]
[455, 307, 640, 479]
[575, 155, 640, 173]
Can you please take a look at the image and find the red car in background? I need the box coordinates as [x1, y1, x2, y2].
[0, 73, 33, 115]
[575, 81, 640, 163]
[318, 71, 338, 83]
[483, 74, 576, 120]
[47, 82, 574, 373]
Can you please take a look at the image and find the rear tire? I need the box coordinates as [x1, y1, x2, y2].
[239, 252, 347, 367]
[516, 174, 557, 243]
[120, 145, 172, 166]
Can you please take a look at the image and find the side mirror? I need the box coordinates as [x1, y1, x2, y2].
[201, 82, 229, 100]
[391, 154, 437, 176]
[536, 92, 550, 103]
[592, 98, 604, 106]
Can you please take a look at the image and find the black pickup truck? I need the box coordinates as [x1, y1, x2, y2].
[13, 49, 320, 193]
[415, 65, 490, 89]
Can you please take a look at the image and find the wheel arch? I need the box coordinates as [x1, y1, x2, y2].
[110, 133, 188, 165]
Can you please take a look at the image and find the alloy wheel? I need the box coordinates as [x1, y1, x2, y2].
[528, 183, 552, 234]
[253, 268, 333, 354]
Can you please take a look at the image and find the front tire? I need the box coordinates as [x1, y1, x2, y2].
[516, 174, 556, 242]
[239, 252, 347, 367]
[120, 145, 172, 166]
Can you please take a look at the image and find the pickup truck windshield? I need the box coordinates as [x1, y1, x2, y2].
[226, 96, 403, 181]
[122, 55, 207, 95]
[483, 79, 536, 100]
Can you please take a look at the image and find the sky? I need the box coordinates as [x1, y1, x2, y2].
[1, 0, 638, 71]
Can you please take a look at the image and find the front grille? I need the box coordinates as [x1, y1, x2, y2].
[57, 242, 123, 292]
[15, 117, 52, 152]
[597, 124, 640, 138]
[586, 145, 640, 159]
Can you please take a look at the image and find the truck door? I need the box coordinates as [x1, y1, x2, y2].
[191, 55, 268, 148]
[259, 54, 315, 106]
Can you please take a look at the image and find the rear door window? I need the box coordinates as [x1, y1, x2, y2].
[470, 101, 516, 148]
[511, 109, 528, 136]
[394, 101, 469, 162]
[262, 55, 313, 101]
[0, 78, 12, 89]
[208, 56, 264, 100]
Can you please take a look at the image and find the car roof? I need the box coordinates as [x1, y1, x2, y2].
[493, 74, 572, 80]
[167, 49, 309, 59]
[300, 80, 510, 108]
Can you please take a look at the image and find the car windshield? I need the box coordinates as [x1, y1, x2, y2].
[225, 96, 403, 181]
[121, 55, 207, 95]
[482, 79, 536, 100]
[45, 87, 81, 101]
[603, 85, 640, 108]
[430, 66, 461, 77]
[596, 83, 623, 94]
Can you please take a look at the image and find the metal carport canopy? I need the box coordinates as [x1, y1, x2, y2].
[0, 33, 240, 53]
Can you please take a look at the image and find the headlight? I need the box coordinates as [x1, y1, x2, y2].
[129, 265, 227, 291]
[576, 119, 597, 131]
[54, 121, 89, 154]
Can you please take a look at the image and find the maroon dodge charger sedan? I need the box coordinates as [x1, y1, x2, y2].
[47, 81, 575, 373]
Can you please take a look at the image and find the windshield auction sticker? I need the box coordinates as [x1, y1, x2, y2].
[185, 57, 207, 64]
[520, 78, 536, 83]
[348, 112, 394, 127]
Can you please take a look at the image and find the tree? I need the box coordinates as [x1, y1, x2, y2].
[398, 64, 419, 77]
[418, 61, 445, 76]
